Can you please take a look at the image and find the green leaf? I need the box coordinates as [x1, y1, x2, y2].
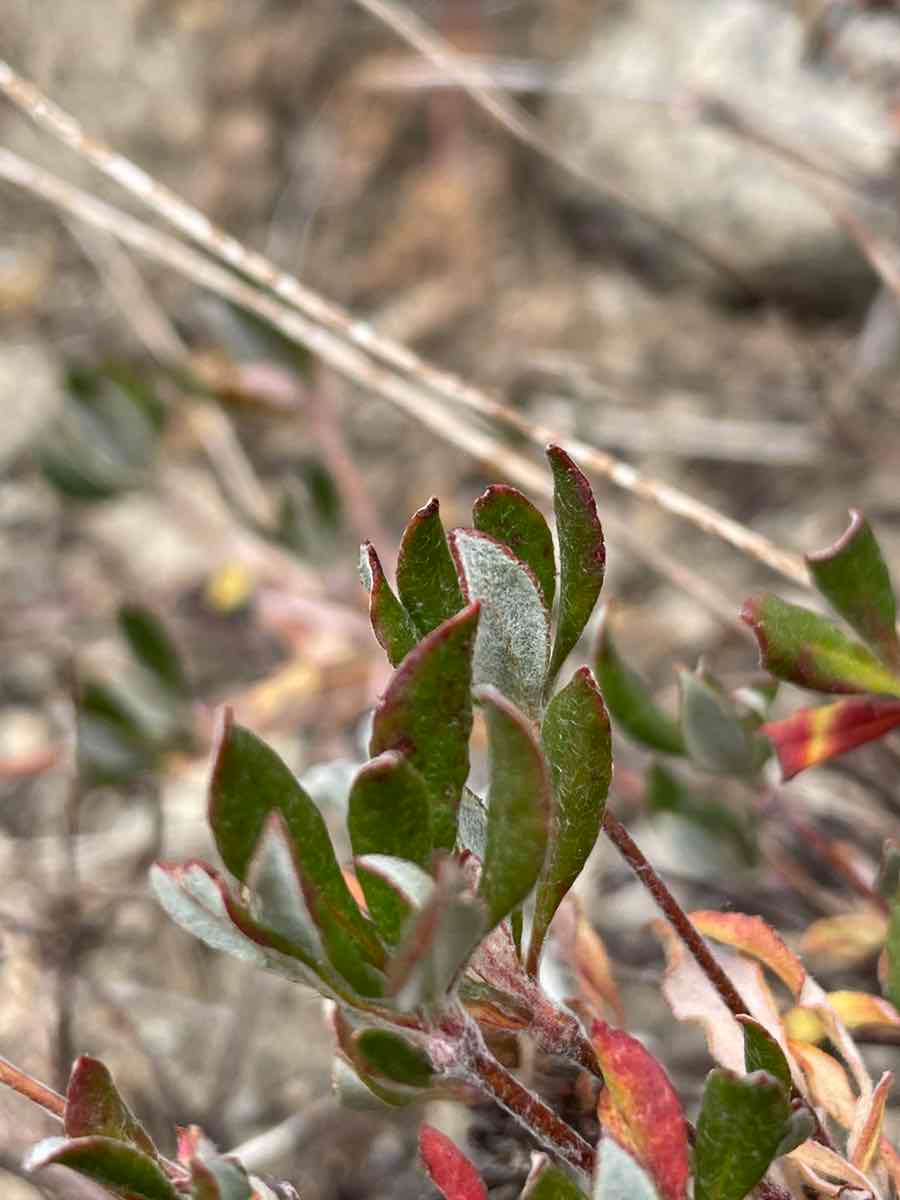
[738, 1018, 792, 1092]
[885, 897, 900, 1010]
[208, 711, 379, 964]
[77, 679, 156, 784]
[331, 1056, 412, 1110]
[457, 786, 488, 858]
[370, 603, 480, 851]
[473, 484, 556, 610]
[592, 1137, 660, 1200]
[679, 670, 762, 776]
[26, 1136, 178, 1200]
[594, 618, 685, 755]
[396, 497, 465, 636]
[359, 542, 419, 666]
[40, 366, 164, 502]
[118, 605, 190, 699]
[525, 1164, 588, 1200]
[546, 445, 605, 687]
[877, 839, 900, 902]
[389, 860, 486, 1011]
[348, 752, 434, 943]
[477, 686, 550, 930]
[353, 1029, 434, 1088]
[449, 528, 550, 720]
[528, 667, 611, 972]
[693, 1069, 791, 1200]
[741, 593, 900, 696]
[807, 510, 900, 670]
[64, 1057, 156, 1157]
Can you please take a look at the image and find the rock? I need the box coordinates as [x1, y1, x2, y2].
[543, 0, 900, 313]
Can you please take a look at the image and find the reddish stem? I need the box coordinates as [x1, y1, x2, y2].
[602, 810, 837, 1153]
[0, 1057, 65, 1121]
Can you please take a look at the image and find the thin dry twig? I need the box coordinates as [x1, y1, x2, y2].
[0, 59, 808, 589]
[0, 146, 748, 631]
[348, 0, 757, 297]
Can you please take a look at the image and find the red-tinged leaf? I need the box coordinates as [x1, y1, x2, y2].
[654, 921, 786, 1073]
[419, 1125, 487, 1200]
[64, 1057, 156, 1157]
[689, 911, 806, 998]
[477, 686, 551, 930]
[800, 909, 888, 970]
[593, 616, 685, 756]
[25, 1136, 179, 1200]
[546, 445, 605, 687]
[554, 896, 625, 1025]
[591, 1019, 689, 1200]
[359, 542, 418, 666]
[370, 603, 480, 851]
[449, 528, 550, 720]
[741, 592, 900, 695]
[787, 1039, 857, 1129]
[396, 498, 465, 637]
[529, 668, 611, 973]
[849, 1071, 892, 1172]
[763, 697, 900, 779]
[807, 510, 900, 670]
[208, 712, 376, 966]
[785, 990, 900, 1044]
[473, 483, 556, 611]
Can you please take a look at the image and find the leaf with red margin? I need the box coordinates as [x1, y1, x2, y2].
[689, 911, 806, 998]
[419, 1126, 487, 1200]
[762, 697, 900, 779]
[64, 1057, 156, 1157]
[396, 497, 465, 637]
[591, 1019, 689, 1200]
[370, 602, 480, 851]
[806, 510, 900, 671]
[849, 1070, 892, 1172]
[25, 1136, 178, 1200]
[741, 593, 900, 695]
[359, 542, 418, 667]
[473, 483, 556, 611]
[546, 445, 605, 688]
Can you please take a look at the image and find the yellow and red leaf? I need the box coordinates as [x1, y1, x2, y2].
[763, 698, 900, 780]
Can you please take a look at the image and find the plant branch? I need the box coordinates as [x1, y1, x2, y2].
[0, 1057, 65, 1121]
[602, 810, 837, 1154]
[0, 60, 808, 589]
[0, 146, 749, 633]
[602, 811, 749, 1020]
[349, 0, 758, 299]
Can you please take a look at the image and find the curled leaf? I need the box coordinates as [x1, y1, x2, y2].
[741, 593, 900, 695]
[806, 510, 900, 670]
[689, 911, 806, 998]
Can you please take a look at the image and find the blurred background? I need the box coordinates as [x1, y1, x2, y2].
[3, 1, 900, 1196]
